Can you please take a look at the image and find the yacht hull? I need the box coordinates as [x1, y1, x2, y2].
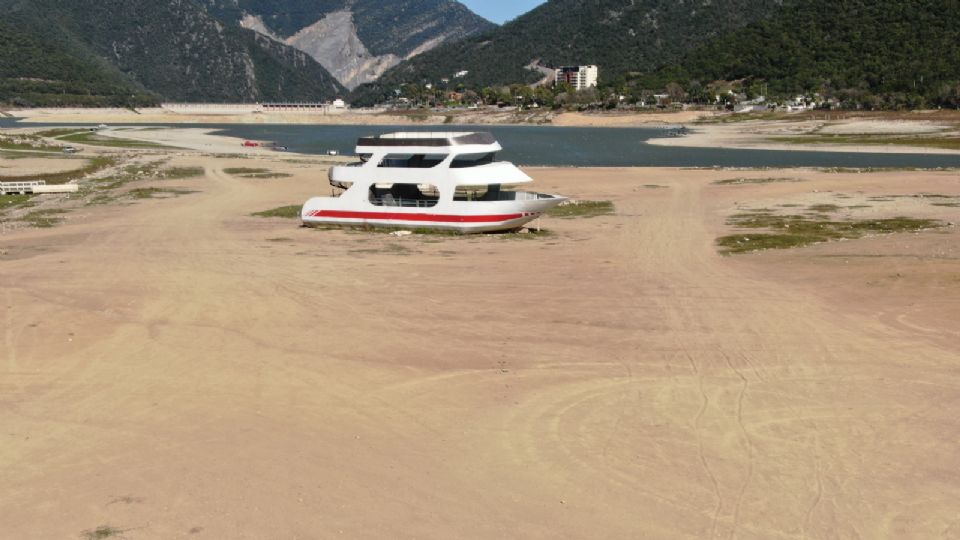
[301, 197, 565, 234]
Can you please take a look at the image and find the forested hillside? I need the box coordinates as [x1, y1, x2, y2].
[0, 0, 345, 106]
[640, 0, 960, 108]
[351, 0, 783, 105]
[0, 16, 156, 106]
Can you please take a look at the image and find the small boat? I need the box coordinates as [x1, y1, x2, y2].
[301, 132, 566, 233]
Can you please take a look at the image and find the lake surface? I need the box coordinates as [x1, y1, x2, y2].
[4, 118, 960, 168]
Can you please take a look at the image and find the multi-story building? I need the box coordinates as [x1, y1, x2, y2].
[554, 65, 599, 91]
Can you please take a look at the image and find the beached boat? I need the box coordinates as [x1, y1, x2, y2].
[301, 132, 567, 233]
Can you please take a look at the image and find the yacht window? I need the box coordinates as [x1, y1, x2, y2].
[453, 184, 511, 201]
[377, 154, 446, 168]
[451, 152, 496, 168]
[368, 183, 440, 208]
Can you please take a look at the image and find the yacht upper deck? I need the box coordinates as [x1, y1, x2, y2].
[356, 132, 497, 148]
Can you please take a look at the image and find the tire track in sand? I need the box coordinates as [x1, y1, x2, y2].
[723, 351, 755, 540]
[687, 352, 724, 539]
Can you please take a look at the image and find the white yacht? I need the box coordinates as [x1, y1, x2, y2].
[301, 132, 566, 233]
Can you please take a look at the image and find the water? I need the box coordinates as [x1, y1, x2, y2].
[3, 118, 960, 168]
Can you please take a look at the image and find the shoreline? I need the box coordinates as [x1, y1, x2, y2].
[1, 107, 714, 128]
[4, 107, 959, 156]
[648, 119, 960, 155]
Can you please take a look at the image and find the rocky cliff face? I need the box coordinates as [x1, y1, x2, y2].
[200, 0, 495, 90]
[285, 11, 401, 90]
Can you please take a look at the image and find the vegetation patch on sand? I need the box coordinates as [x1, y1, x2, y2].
[19, 208, 68, 228]
[128, 187, 196, 199]
[817, 166, 959, 173]
[55, 130, 168, 149]
[349, 243, 413, 256]
[158, 166, 204, 179]
[772, 133, 960, 151]
[713, 177, 803, 185]
[252, 205, 301, 218]
[1, 193, 35, 212]
[92, 161, 198, 190]
[34, 128, 83, 138]
[718, 211, 946, 254]
[80, 525, 127, 539]
[697, 112, 803, 124]
[0, 133, 60, 152]
[224, 167, 291, 179]
[547, 200, 614, 219]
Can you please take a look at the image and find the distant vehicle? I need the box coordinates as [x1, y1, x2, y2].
[97, 124, 108, 129]
[272, 145, 288, 152]
[327, 149, 339, 156]
[242, 140, 260, 147]
[63, 146, 78, 153]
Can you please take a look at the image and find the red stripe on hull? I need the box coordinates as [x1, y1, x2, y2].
[307, 210, 530, 223]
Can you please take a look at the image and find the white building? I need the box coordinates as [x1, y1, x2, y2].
[554, 65, 599, 91]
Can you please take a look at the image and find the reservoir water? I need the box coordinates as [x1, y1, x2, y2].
[4, 119, 960, 168]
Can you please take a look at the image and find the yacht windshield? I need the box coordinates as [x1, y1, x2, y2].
[378, 154, 446, 168]
[454, 184, 506, 201]
[451, 152, 496, 168]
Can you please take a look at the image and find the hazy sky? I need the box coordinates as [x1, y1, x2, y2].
[458, 0, 547, 24]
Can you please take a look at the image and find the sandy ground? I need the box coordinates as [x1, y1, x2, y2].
[649, 119, 960, 154]
[551, 110, 715, 126]
[1, 138, 959, 539]
[0, 156, 89, 176]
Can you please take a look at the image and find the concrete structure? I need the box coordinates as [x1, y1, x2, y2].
[1, 181, 79, 195]
[162, 102, 345, 115]
[554, 65, 599, 91]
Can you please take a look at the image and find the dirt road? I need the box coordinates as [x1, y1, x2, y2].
[2, 165, 958, 539]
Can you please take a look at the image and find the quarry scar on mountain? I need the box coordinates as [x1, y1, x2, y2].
[228, 0, 495, 90]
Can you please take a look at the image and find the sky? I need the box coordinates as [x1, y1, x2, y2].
[458, 0, 547, 24]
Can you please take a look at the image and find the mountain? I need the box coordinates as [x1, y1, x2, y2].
[642, 0, 960, 108]
[0, 0, 346, 106]
[0, 17, 156, 107]
[350, 0, 784, 105]
[199, 0, 495, 89]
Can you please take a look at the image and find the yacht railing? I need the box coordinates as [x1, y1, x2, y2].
[453, 190, 556, 202]
[369, 197, 439, 208]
